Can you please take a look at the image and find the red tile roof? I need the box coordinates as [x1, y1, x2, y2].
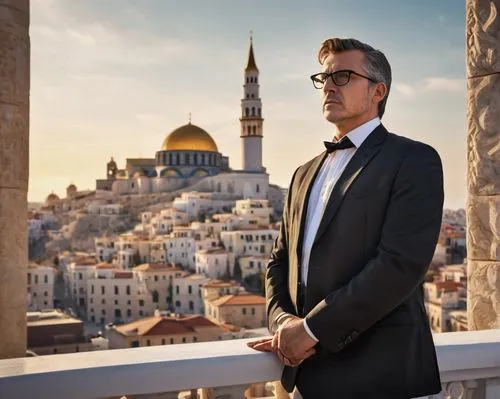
[211, 293, 266, 307]
[115, 315, 218, 337]
[133, 263, 179, 272]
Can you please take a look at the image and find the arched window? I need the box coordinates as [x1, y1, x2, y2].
[256, 184, 260, 193]
[252, 126, 257, 135]
[175, 153, 180, 165]
[201, 154, 205, 165]
[247, 126, 251, 134]
[246, 77, 249, 83]
[168, 153, 172, 165]
[245, 107, 249, 117]
[258, 108, 261, 116]
[252, 107, 255, 116]
[194, 153, 198, 165]
[251, 93, 255, 98]
[255, 77, 258, 83]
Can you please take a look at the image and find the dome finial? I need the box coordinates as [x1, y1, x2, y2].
[250, 30, 253, 42]
[188, 112, 192, 124]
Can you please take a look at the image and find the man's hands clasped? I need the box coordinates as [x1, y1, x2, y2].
[247, 315, 317, 367]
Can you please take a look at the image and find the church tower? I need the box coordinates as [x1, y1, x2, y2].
[240, 34, 264, 172]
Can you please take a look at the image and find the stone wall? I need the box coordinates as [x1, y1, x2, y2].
[466, 0, 500, 330]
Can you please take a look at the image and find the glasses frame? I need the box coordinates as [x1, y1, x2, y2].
[310, 69, 377, 89]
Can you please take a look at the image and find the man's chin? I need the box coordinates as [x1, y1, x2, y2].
[323, 111, 343, 124]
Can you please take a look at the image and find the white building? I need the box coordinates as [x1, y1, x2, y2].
[27, 264, 55, 311]
[172, 274, 208, 314]
[195, 248, 234, 279]
[238, 255, 267, 279]
[220, 228, 278, 258]
[232, 199, 273, 225]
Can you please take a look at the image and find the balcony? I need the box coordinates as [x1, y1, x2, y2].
[1, 330, 500, 399]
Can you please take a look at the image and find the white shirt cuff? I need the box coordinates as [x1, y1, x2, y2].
[303, 319, 319, 342]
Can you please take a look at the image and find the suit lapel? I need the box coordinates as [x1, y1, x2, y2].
[313, 124, 388, 245]
[295, 152, 327, 261]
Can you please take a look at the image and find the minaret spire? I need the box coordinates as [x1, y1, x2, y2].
[245, 32, 258, 72]
[240, 34, 264, 172]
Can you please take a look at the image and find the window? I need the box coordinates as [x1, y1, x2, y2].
[44, 275, 48, 284]
[78, 273, 83, 280]
[242, 308, 247, 315]
[147, 340, 151, 346]
[127, 309, 132, 317]
[126, 285, 131, 295]
[102, 309, 106, 315]
[189, 301, 194, 311]
[139, 300, 145, 307]
[115, 309, 121, 318]
[102, 299, 106, 304]
[44, 291, 48, 297]
[252, 107, 255, 116]
[114, 286, 119, 295]
[162, 339, 166, 345]
[114, 300, 118, 305]
[252, 126, 256, 135]
[170, 338, 174, 344]
[245, 107, 249, 117]
[182, 337, 186, 343]
[34, 275, 38, 284]
[251, 308, 255, 315]
[188, 285, 192, 294]
[91, 285, 94, 294]
[101, 286, 105, 295]
[176, 286, 180, 295]
[131, 340, 139, 348]
[193, 337, 197, 342]
[154, 275, 158, 282]
[256, 184, 260, 193]
[139, 310, 144, 316]
[175, 300, 181, 307]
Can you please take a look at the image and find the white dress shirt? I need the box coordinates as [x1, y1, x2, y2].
[282, 117, 381, 340]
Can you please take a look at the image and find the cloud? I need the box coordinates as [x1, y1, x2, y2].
[422, 77, 464, 93]
[393, 77, 465, 99]
[393, 82, 417, 98]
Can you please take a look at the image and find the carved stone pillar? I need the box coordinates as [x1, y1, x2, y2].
[0, 0, 30, 359]
[466, 0, 500, 330]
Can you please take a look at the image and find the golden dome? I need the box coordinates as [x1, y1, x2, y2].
[161, 122, 218, 152]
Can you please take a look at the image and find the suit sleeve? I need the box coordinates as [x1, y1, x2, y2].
[304, 144, 444, 352]
[265, 168, 300, 334]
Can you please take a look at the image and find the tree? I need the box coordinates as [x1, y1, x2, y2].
[152, 290, 159, 304]
[233, 260, 242, 281]
[133, 250, 142, 266]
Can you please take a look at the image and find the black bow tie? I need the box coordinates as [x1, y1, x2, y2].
[324, 137, 355, 153]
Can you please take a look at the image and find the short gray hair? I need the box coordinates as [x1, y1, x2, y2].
[318, 38, 392, 118]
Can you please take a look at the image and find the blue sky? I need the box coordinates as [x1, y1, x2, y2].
[30, 0, 466, 208]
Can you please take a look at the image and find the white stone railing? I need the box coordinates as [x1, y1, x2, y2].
[1, 330, 500, 399]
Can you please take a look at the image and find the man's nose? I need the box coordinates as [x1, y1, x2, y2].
[323, 77, 337, 94]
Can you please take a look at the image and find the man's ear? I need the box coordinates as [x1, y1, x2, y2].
[373, 82, 387, 105]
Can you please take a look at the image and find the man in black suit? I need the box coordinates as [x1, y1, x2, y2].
[248, 38, 443, 398]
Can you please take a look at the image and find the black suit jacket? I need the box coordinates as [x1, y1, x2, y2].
[265, 125, 444, 398]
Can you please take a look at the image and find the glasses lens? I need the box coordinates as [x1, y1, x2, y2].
[332, 71, 350, 86]
[312, 74, 325, 88]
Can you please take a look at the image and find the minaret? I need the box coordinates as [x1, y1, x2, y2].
[240, 33, 264, 172]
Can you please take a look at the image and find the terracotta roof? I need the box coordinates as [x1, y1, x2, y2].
[203, 280, 241, 288]
[432, 281, 464, 292]
[211, 293, 266, 307]
[114, 272, 133, 279]
[133, 263, 179, 272]
[115, 315, 218, 337]
[95, 262, 118, 269]
[197, 248, 227, 255]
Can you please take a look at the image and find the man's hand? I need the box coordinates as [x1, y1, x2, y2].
[247, 334, 315, 367]
[273, 315, 317, 366]
[247, 337, 274, 352]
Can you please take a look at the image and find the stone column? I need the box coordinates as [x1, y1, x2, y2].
[0, 0, 30, 359]
[466, 0, 500, 330]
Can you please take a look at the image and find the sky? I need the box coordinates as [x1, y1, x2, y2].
[30, 0, 467, 209]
